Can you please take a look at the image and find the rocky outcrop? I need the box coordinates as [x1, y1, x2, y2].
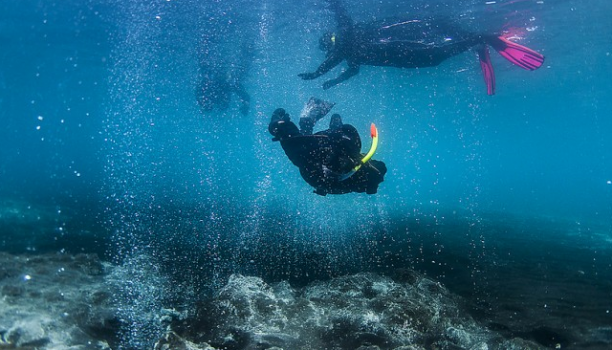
[162, 272, 542, 350]
[0, 252, 118, 349]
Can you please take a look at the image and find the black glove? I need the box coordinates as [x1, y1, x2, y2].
[298, 72, 317, 80]
[322, 80, 336, 90]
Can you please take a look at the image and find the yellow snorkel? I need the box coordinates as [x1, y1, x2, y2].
[362, 123, 379, 164]
[339, 123, 379, 181]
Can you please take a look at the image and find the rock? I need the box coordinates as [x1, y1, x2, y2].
[163, 272, 521, 350]
[3, 319, 49, 347]
[0, 252, 117, 349]
[154, 331, 216, 350]
[1, 284, 25, 297]
[356, 345, 381, 350]
[0, 251, 569, 350]
[496, 337, 545, 350]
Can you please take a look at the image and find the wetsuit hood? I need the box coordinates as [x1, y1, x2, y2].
[319, 31, 336, 52]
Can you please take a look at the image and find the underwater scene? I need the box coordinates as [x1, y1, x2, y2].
[1, 0, 611, 349]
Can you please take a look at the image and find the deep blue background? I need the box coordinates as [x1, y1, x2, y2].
[1, 0, 610, 223]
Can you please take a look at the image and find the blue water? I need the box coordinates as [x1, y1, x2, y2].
[1, 0, 612, 348]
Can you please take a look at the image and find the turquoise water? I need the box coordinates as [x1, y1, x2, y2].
[1, 0, 611, 348]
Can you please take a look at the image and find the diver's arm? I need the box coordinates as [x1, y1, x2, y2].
[298, 52, 344, 80]
[322, 63, 359, 90]
[234, 83, 251, 115]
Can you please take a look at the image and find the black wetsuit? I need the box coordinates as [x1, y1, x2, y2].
[269, 109, 386, 196]
[299, 0, 487, 89]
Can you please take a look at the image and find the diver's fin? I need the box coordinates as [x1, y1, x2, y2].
[487, 36, 544, 71]
[300, 97, 336, 122]
[478, 45, 496, 95]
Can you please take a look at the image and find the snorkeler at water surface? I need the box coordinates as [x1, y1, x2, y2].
[196, 67, 251, 115]
[298, 0, 545, 95]
[269, 98, 387, 196]
[196, 42, 253, 115]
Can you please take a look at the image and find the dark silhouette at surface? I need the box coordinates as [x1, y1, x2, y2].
[298, 0, 544, 94]
[269, 98, 387, 196]
[196, 68, 250, 115]
[196, 45, 253, 115]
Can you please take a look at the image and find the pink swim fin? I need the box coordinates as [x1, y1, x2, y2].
[488, 36, 545, 71]
[478, 45, 496, 95]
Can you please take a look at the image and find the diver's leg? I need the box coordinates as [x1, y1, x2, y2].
[477, 45, 496, 95]
[299, 117, 316, 135]
[299, 97, 335, 134]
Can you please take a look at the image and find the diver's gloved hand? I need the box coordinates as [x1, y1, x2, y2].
[322, 80, 337, 90]
[298, 72, 317, 80]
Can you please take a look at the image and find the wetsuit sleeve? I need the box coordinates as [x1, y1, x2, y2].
[299, 52, 345, 81]
[322, 62, 359, 90]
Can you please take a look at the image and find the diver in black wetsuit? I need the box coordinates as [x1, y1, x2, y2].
[269, 98, 387, 196]
[298, 0, 544, 95]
